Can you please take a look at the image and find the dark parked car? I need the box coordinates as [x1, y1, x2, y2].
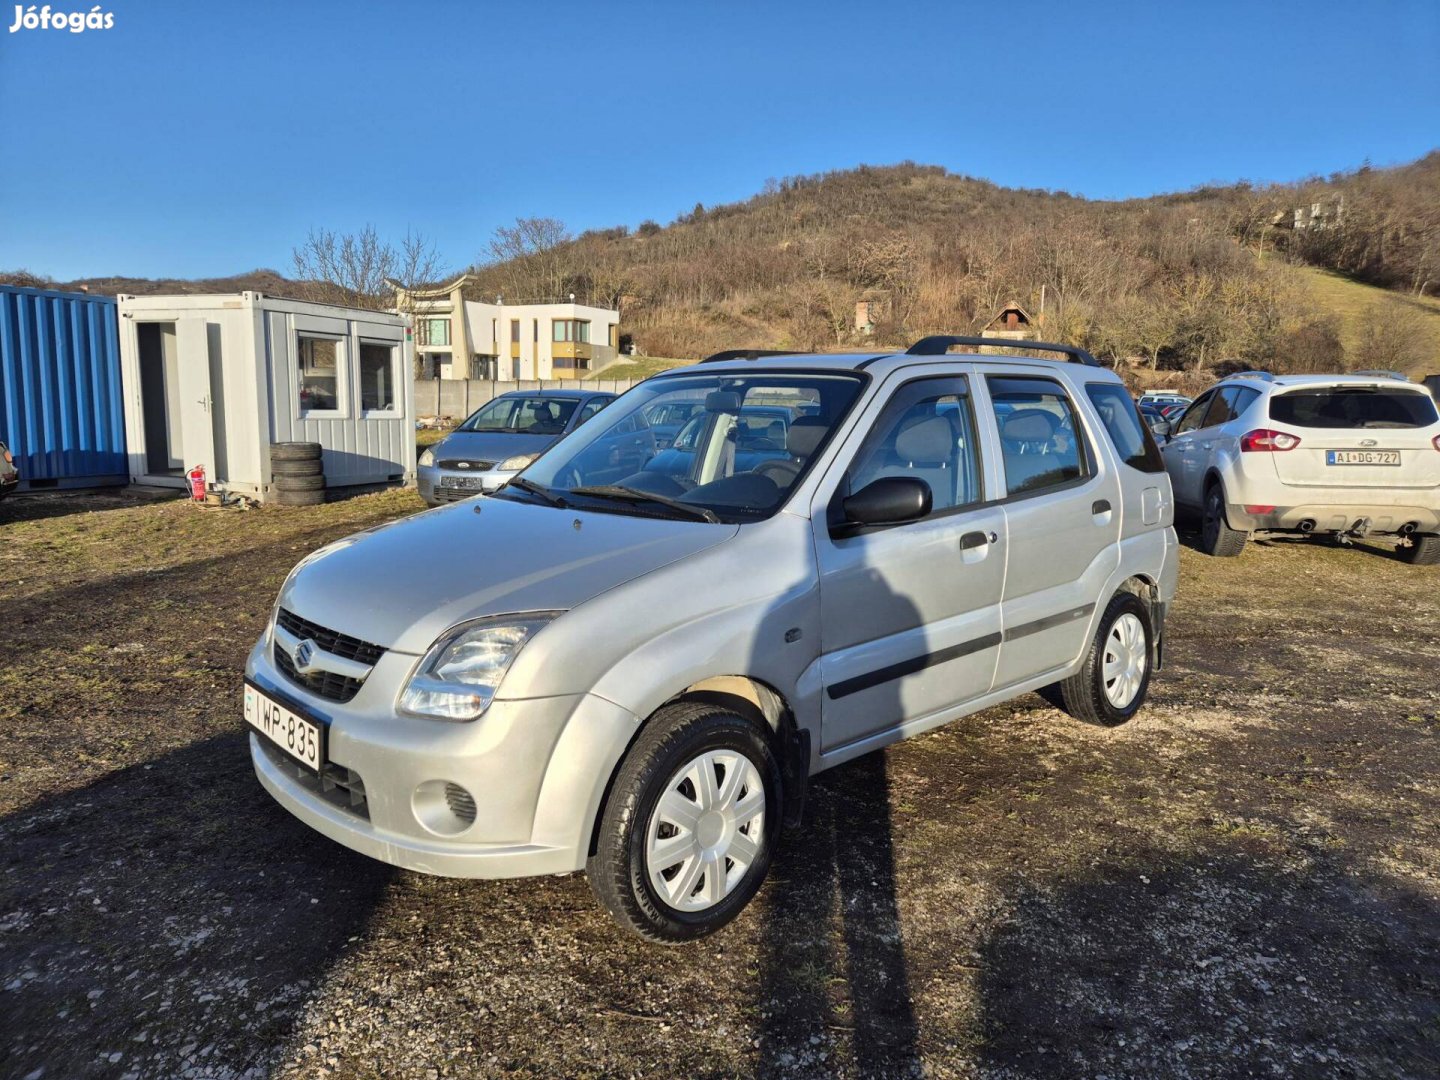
[0, 441, 18, 499]
[642, 405, 798, 483]
[642, 401, 705, 449]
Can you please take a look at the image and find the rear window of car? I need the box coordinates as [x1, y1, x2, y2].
[1084, 384, 1165, 473]
[1269, 387, 1438, 429]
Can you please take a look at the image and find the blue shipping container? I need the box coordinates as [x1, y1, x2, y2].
[0, 285, 127, 490]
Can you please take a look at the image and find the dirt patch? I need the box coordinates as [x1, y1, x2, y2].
[2, 492, 1438, 1078]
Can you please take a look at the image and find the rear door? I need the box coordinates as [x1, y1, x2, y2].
[976, 368, 1122, 689]
[1265, 383, 1440, 492]
[1160, 389, 1217, 508]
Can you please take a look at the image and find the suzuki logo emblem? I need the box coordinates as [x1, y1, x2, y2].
[293, 639, 317, 673]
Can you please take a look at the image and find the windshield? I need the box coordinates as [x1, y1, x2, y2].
[458, 396, 577, 434]
[507, 372, 866, 523]
[1269, 387, 1438, 429]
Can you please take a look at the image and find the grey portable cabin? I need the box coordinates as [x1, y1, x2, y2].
[117, 292, 415, 501]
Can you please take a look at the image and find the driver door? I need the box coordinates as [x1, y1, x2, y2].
[811, 372, 1007, 755]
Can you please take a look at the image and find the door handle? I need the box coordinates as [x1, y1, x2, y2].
[960, 530, 996, 550]
[1092, 499, 1112, 515]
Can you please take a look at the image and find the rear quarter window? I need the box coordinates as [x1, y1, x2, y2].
[1084, 383, 1165, 473]
[1269, 387, 1439, 429]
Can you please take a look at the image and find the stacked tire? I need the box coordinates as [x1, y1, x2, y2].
[270, 442, 326, 507]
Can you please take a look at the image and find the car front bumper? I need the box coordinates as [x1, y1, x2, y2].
[245, 637, 640, 879]
[416, 464, 520, 505]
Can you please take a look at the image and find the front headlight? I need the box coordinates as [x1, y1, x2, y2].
[399, 614, 557, 721]
[419, 447, 436, 467]
[498, 452, 540, 472]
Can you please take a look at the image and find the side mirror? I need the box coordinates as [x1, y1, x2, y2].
[1152, 420, 1172, 440]
[841, 476, 932, 527]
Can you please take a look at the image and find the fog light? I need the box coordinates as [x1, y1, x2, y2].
[412, 779, 477, 836]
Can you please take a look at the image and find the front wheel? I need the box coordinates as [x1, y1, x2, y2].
[1051, 591, 1155, 727]
[588, 701, 781, 943]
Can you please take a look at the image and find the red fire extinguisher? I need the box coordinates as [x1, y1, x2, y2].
[187, 464, 206, 501]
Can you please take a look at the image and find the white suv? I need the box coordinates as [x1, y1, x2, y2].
[245, 337, 1179, 941]
[1160, 371, 1440, 563]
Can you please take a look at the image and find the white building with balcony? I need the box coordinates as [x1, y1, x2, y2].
[394, 274, 620, 381]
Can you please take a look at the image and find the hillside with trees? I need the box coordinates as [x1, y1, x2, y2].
[466, 153, 1440, 378]
[6, 153, 1436, 380]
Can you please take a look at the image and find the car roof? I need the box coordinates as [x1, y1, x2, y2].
[660, 350, 1125, 384]
[1218, 373, 1430, 392]
[493, 388, 599, 400]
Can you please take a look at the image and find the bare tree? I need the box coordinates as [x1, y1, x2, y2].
[482, 217, 574, 302]
[292, 225, 446, 310]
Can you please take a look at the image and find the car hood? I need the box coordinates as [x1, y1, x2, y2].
[279, 496, 739, 655]
[431, 430, 556, 465]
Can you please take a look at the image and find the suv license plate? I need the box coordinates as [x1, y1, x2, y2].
[244, 682, 325, 771]
[1327, 450, 1400, 466]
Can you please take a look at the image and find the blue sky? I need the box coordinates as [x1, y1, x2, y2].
[0, 0, 1436, 280]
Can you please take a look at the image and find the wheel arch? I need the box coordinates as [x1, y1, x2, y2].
[585, 675, 804, 858]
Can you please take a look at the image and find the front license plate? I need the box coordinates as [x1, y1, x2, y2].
[244, 681, 325, 771]
[1327, 450, 1400, 466]
[439, 475, 485, 490]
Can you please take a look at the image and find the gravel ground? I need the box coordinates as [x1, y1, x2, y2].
[2, 489, 1438, 1079]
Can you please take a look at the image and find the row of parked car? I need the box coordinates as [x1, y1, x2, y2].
[244, 337, 1440, 944]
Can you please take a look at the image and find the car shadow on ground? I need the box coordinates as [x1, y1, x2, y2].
[756, 753, 921, 1077]
[0, 733, 394, 1080]
[0, 488, 182, 524]
[976, 848, 1440, 1078]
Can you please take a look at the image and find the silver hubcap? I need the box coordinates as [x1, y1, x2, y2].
[644, 750, 766, 913]
[1102, 612, 1147, 709]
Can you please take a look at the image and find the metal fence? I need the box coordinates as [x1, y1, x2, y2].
[412, 378, 645, 420]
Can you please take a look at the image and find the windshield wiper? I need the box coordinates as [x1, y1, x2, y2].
[570, 485, 720, 523]
[504, 477, 568, 507]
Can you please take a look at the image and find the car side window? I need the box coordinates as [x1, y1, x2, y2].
[987, 375, 1088, 496]
[1084, 383, 1165, 473]
[847, 377, 983, 516]
[1206, 386, 1248, 427]
[1173, 391, 1215, 435]
[577, 398, 609, 424]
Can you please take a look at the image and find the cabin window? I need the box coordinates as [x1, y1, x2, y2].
[297, 335, 345, 416]
[359, 341, 399, 415]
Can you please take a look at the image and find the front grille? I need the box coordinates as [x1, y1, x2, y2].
[256, 739, 369, 820]
[277, 609, 385, 666]
[431, 488, 476, 504]
[437, 459, 494, 471]
[275, 643, 365, 703]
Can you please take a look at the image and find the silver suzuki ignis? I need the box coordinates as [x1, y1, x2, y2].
[245, 337, 1179, 942]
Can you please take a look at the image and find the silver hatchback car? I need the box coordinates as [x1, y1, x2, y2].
[245, 338, 1180, 941]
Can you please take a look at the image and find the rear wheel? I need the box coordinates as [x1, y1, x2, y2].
[1401, 533, 1440, 566]
[1200, 483, 1247, 557]
[1052, 591, 1154, 727]
[589, 701, 781, 943]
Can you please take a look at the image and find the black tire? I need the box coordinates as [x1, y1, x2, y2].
[271, 458, 323, 478]
[1401, 534, 1440, 565]
[1052, 591, 1154, 727]
[272, 474, 326, 492]
[588, 700, 782, 944]
[270, 442, 322, 462]
[272, 488, 326, 507]
[1200, 482, 1247, 557]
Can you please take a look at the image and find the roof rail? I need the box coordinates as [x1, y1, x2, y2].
[700, 349, 796, 364]
[905, 335, 1101, 367]
[1229, 370, 1276, 382]
[1350, 369, 1409, 381]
